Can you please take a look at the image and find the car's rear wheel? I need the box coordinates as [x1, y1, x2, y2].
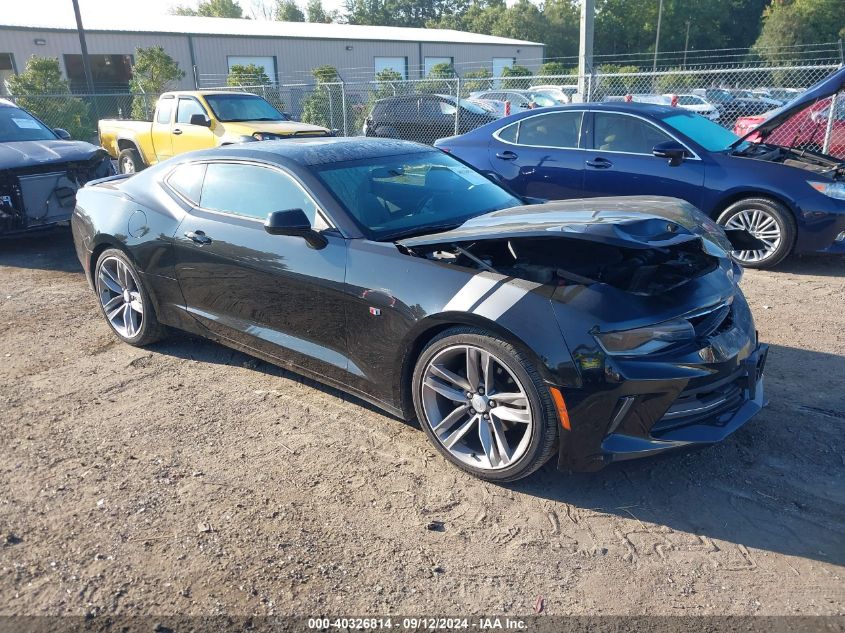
[717, 197, 795, 269]
[94, 249, 164, 346]
[117, 148, 145, 174]
[412, 327, 558, 482]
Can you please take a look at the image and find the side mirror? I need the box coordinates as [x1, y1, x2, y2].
[189, 113, 211, 127]
[264, 209, 327, 249]
[54, 128, 71, 140]
[653, 141, 687, 167]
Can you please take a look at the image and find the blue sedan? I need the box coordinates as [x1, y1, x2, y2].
[436, 71, 845, 268]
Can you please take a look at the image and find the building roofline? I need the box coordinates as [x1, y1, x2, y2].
[0, 15, 543, 47]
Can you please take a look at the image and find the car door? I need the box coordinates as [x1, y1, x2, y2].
[487, 109, 587, 199]
[169, 160, 350, 381]
[582, 110, 705, 206]
[150, 94, 175, 162]
[417, 96, 453, 144]
[171, 96, 215, 155]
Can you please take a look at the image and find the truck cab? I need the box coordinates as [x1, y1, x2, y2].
[99, 90, 332, 174]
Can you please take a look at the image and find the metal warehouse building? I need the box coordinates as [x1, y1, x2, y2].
[0, 14, 543, 93]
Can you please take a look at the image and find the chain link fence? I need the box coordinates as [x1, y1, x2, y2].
[5, 63, 843, 157]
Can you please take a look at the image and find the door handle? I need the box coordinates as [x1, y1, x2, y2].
[184, 230, 212, 244]
[173, 128, 183, 135]
[496, 150, 518, 160]
[586, 157, 613, 169]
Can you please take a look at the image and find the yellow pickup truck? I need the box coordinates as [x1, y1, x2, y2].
[99, 90, 332, 174]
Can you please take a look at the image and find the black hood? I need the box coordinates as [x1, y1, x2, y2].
[399, 196, 734, 256]
[0, 140, 106, 170]
[731, 65, 845, 147]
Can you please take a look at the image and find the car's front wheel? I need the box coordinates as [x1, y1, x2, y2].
[94, 249, 165, 346]
[412, 327, 559, 482]
[717, 197, 795, 269]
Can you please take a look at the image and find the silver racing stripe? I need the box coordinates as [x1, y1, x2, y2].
[442, 272, 541, 319]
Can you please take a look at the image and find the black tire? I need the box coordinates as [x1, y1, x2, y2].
[117, 147, 145, 174]
[412, 326, 559, 482]
[716, 197, 796, 269]
[94, 248, 165, 346]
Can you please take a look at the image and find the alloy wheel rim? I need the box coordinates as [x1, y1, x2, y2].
[120, 156, 135, 174]
[97, 256, 144, 338]
[724, 208, 782, 263]
[421, 344, 533, 471]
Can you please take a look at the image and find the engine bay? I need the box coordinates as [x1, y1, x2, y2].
[733, 143, 845, 178]
[412, 236, 719, 296]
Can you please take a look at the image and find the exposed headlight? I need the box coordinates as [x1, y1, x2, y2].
[808, 181, 845, 200]
[594, 319, 695, 356]
[253, 132, 279, 141]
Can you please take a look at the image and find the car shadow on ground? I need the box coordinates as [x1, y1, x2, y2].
[771, 253, 845, 277]
[512, 341, 845, 568]
[0, 230, 82, 274]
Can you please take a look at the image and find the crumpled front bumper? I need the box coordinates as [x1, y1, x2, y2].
[557, 342, 769, 472]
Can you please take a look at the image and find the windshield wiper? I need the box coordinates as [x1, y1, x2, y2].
[381, 222, 463, 242]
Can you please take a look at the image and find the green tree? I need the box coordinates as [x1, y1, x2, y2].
[7, 56, 90, 140]
[301, 65, 346, 130]
[129, 46, 185, 120]
[462, 68, 492, 95]
[500, 64, 532, 89]
[418, 61, 455, 94]
[306, 0, 333, 22]
[754, 0, 845, 63]
[171, 0, 245, 17]
[227, 63, 271, 87]
[537, 61, 575, 77]
[276, 0, 305, 21]
[344, 0, 460, 28]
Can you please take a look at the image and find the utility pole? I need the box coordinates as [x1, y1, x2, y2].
[71, 0, 95, 95]
[683, 20, 691, 68]
[577, 0, 595, 103]
[652, 0, 664, 72]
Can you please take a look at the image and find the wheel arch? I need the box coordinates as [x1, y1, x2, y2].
[709, 188, 797, 220]
[393, 312, 555, 421]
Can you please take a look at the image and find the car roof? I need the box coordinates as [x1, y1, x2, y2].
[180, 136, 437, 167]
[524, 102, 680, 116]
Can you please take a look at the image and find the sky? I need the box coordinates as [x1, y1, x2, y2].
[3, 0, 350, 24]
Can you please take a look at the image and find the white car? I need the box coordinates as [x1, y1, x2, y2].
[529, 84, 579, 103]
[665, 93, 721, 121]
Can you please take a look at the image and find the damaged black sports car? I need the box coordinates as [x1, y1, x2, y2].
[0, 99, 113, 236]
[71, 137, 768, 481]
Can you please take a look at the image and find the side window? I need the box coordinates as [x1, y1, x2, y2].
[497, 122, 518, 143]
[594, 112, 672, 154]
[439, 100, 457, 115]
[200, 163, 324, 227]
[516, 112, 582, 148]
[167, 163, 206, 204]
[176, 98, 206, 125]
[156, 98, 174, 124]
[418, 98, 442, 117]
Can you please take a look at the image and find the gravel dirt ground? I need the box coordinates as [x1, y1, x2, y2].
[0, 232, 843, 618]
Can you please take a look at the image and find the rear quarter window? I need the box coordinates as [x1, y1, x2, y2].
[166, 163, 206, 204]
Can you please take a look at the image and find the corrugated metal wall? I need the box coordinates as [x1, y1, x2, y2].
[0, 26, 543, 90]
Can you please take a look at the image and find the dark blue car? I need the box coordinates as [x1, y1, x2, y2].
[436, 68, 845, 269]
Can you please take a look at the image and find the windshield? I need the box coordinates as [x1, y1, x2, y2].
[439, 96, 488, 116]
[314, 151, 522, 240]
[661, 111, 741, 151]
[203, 94, 289, 122]
[0, 106, 57, 142]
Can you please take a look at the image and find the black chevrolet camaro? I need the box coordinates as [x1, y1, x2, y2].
[72, 137, 768, 481]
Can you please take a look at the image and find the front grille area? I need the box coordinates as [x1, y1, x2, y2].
[650, 369, 747, 435]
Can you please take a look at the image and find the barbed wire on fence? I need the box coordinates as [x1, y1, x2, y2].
[6, 63, 844, 158]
